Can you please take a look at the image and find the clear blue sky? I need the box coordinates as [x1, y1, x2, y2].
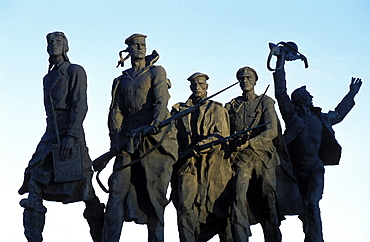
[1, 1, 369, 241]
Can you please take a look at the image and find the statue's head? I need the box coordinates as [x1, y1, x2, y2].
[236, 66, 258, 92]
[46, 31, 69, 70]
[187, 72, 209, 100]
[291, 85, 313, 107]
[125, 33, 147, 59]
[46, 31, 69, 59]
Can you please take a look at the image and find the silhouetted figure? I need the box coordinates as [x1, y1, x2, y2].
[273, 54, 362, 242]
[18, 31, 104, 242]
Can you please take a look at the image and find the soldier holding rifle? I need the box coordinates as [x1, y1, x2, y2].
[101, 33, 178, 242]
[225, 66, 282, 242]
[171, 72, 233, 242]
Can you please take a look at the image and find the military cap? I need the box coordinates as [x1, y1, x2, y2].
[125, 33, 147, 45]
[187, 72, 209, 82]
[291, 85, 307, 103]
[236, 66, 259, 81]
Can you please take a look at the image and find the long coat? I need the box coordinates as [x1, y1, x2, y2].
[108, 62, 178, 225]
[171, 98, 233, 223]
[19, 61, 95, 204]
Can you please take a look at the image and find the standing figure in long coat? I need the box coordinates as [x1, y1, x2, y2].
[171, 73, 233, 242]
[225, 66, 282, 242]
[273, 51, 362, 242]
[103, 34, 178, 242]
[18, 31, 104, 242]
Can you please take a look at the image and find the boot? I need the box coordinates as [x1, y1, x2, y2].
[20, 198, 47, 242]
[84, 201, 105, 242]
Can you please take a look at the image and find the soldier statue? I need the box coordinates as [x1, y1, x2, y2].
[225, 67, 282, 242]
[101, 34, 178, 242]
[171, 72, 233, 242]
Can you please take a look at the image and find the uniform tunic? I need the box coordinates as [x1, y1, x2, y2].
[225, 95, 282, 242]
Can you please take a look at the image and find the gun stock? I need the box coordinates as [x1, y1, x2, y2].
[92, 151, 115, 171]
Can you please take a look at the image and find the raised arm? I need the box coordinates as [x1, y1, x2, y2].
[108, 78, 123, 149]
[272, 56, 295, 123]
[325, 77, 362, 125]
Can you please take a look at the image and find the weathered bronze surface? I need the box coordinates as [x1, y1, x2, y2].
[18, 31, 104, 242]
[225, 66, 283, 242]
[102, 33, 178, 242]
[19, 34, 363, 242]
[171, 72, 233, 241]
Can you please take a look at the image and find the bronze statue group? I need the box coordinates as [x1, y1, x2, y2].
[19, 32, 362, 242]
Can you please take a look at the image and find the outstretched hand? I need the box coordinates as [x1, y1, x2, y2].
[350, 77, 362, 94]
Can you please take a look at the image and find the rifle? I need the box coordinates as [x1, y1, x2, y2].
[178, 122, 271, 160]
[230, 85, 270, 161]
[92, 81, 239, 172]
[247, 84, 270, 139]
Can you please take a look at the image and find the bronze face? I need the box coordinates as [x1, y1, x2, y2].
[47, 35, 65, 57]
[128, 37, 146, 59]
[300, 90, 314, 107]
[238, 71, 256, 92]
[190, 76, 208, 100]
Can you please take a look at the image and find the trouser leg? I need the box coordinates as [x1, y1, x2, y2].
[197, 217, 232, 242]
[260, 167, 281, 242]
[295, 171, 310, 236]
[147, 216, 165, 242]
[231, 166, 251, 242]
[84, 196, 105, 242]
[304, 168, 324, 242]
[20, 178, 47, 242]
[218, 218, 233, 242]
[103, 154, 131, 242]
[177, 172, 198, 242]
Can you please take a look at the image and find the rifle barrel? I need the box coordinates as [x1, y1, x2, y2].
[200, 81, 239, 102]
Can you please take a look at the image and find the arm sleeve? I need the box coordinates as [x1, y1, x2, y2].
[108, 78, 123, 147]
[151, 66, 170, 124]
[325, 91, 356, 125]
[249, 97, 279, 149]
[273, 65, 295, 124]
[67, 65, 88, 138]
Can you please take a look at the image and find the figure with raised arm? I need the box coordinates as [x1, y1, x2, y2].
[272, 50, 362, 242]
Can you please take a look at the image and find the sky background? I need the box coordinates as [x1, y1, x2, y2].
[1, 1, 370, 241]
